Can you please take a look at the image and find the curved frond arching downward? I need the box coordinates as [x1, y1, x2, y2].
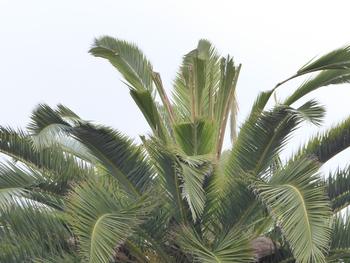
[67, 179, 153, 263]
[295, 116, 350, 163]
[253, 158, 331, 263]
[284, 69, 350, 105]
[90, 36, 154, 93]
[72, 123, 154, 195]
[326, 166, 350, 212]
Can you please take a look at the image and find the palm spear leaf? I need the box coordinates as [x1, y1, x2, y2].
[284, 69, 350, 105]
[174, 119, 215, 156]
[176, 225, 253, 263]
[230, 91, 239, 143]
[253, 158, 331, 263]
[67, 179, 153, 263]
[173, 39, 221, 121]
[214, 60, 240, 156]
[72, 123, 154, 195]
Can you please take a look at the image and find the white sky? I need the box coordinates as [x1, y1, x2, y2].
[1, 0, 350, 172]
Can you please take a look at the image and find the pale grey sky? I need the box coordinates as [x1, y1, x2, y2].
[1, 0, 349, 172]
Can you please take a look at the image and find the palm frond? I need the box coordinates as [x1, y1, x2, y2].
[180, 158, 209, 222]
[141, 137, 187, 223]
[72, 123, 154, 195]
[90, 36, 153, 93]
[67, 179, 153, 263]
[177, 225, 253, 263]
[173, 39, 221, 122]
[0, 162, 39, 205]
[327, 213, 350, 262]
[130, 89, 169, 141]
[326, 166, 350, 212]
[285, 69, 350, 105]
[174, 119, 215, 156]
[298, 45, 350, 74]
[293, 99, 325, 126]
[253, 158, 331, 263]
[0, 127, 90, 194]
[0, 200, 70, 261]
[295, 116, 350, 163]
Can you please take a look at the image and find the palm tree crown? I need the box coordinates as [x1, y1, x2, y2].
[1, 37, 350, 262]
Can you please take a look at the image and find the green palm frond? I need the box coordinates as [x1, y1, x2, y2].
[253, 158, 331, 263]
[327, 213, 350, 262]
[67, 179, 153, 263]
[295, 116, 350, 163]
[90, 36, 153, 93]
[0, 162, 39, 205]
[173, 39, 221, 122]
[326, 166, 350, 212]
[142, 137, 187, 223]
[285, 69, 350, 105]
[130, 89, 169, 141]
[0, 127, 90, 194]
[295, 99, 325, 126]
[72, 123, 154, 195]
[174, 119, 215, 156]
[90, 37, 169, 141]
[34, 253, 81, 263]
[0, 200, 70, 261]
[177, 225, 253, 263]
[298, 45, 350, 74]
[180, 159, 208, 222]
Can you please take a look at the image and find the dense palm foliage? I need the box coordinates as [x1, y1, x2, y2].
[1, 37, 350, 263]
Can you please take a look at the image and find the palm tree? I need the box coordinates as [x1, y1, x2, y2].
[1, 37, 350, 263]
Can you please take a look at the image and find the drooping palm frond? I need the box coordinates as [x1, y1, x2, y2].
[284, 69, 350, 105]
[67, 179, 154, 263]
[295, 116, 350, 163]
[0, 200, 71, 262]
[0, 162, 40, 205]
[71, 123, 154, 196]
[90, 36, 154, 93]
[90, 37, 170, 141]
[0, 127, 90, 194]
[326, 166, 350, 212]
[253, 158, 331, 263]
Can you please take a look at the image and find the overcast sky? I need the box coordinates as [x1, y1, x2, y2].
[1, 0, 349, 172]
